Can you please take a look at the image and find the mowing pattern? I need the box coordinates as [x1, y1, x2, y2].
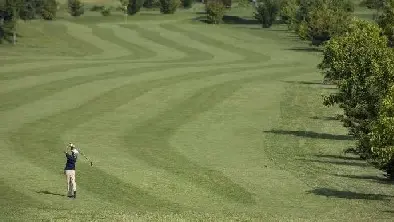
[1, 13, 393, 221]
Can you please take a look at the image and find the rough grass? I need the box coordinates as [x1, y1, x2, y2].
[1, 4, 394, 221]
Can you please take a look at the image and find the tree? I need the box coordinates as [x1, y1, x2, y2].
[127, 0, 144, 15]
[68, 0, 84, 16]
[182, 0, 193, 8]
[376, 0, 394, 47]
[318, 18, 394, 159]
[279, 0, 298, 25]
[305, 3, 351, 45]
[205, 0, 226, 24]
[159, 0, 180, 14]
[253, 0, 280, 28]
[370, 85, 394, 179]
[0, 0, 23, 44]
[41, 0, 57, 20]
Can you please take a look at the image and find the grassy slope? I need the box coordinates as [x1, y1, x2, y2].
[0, 4, 394, 221]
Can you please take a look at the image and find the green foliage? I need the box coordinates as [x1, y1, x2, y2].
[143, 0, 160, 8]
[68, 0, 84, 16]
[279, 0, 297, 24]
[237, 0, 249, 8]
[318, 18, 394, 159]
[117, 0, 128, 12]
[370, 86, 394, 179]
[159, 0, 180, 14]
[254, 0, 280, 28]
[41, 0, 57, 20]
[182, 0, 193, 8]
[90, 5, 104, 11]
[222, 0, 230, 7]
[291, 0, 352, 45]
[359, 0, 384, 9]
[376, 0, 394, 47]
[19, 0, 44, 20]
[100, 6, 111, 16]
[306, 4, 351, 45]
[205, 0, 225, 24]
[127, 0, 145, 15]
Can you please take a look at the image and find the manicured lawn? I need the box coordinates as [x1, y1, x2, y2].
[0, 3, 393, 221]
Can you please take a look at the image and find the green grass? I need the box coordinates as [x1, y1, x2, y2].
[1, 3, 394, 221]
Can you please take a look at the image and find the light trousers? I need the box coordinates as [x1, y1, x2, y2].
[65, 170, 76, 195]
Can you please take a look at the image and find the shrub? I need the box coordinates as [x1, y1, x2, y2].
[101, 6, 111, 16]
[68, 0, 84, 16]
[222, 0, 231, 7]
[253, 0, 280, 28]
[41, 0, 58, 20]
[279, 0, 298, 24]
[306, 4, 350, 45]
[19, 0, 41, 20]
[318, 19, 394, 160]
[370, 85, 394, 179]
[127, 0, 145, 15]
[376, 0, 394, 47]
[205, 0, 226, 24]
[182, 0, 193, 8]
[90, 5, 105, 11]
[159, 0, 180, 14]
[359, 0, 384, 9]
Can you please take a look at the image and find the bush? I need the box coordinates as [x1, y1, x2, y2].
[159, 0, 180, 14]
[359, 0, 384, 9]
[253, 0, 280, 28]
[19, 0, 42, 20]
[182, 0, 193, 8]
[90, 5, 105, 11]
[101, 6, 111, 16]
[205, 0, 226, 24]
[370, 85, 394, 179]
[318, 18, 394, 160]
[68, 0, 84, 16]
[143, 0, 160, 8]
[279, 0, 298, 24]
[127, 0, 145, 15]
[376, 0, 394, 47]
[222, 0, 231, 7]
[41, 0, 58, 20]
[305, 4, 350, 45]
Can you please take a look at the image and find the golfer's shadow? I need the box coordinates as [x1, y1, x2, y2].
[36, 190, 66, 197]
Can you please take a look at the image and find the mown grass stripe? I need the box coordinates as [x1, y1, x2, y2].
[0, 60, 303, 113]
[127, 24, 215, 63]
[89, 24, 158, 60]
[160, 23, 271, 63]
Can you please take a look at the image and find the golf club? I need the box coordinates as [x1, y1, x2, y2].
[68, 143, 93, 166]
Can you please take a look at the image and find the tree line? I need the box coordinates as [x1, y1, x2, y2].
[250, 0, 394, 179]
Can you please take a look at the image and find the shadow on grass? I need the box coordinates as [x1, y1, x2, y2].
[333, 174, 394, 184]
[301, 159, 368, 167]
[310, 116, 339, 121]
[263, 130, 352, 141]
[286, 47, 323, 52]
[192, 15, 260, 25]
[307, 188, 393, 200]
[315, 154, 360, 161]
[282, 80, 325, 85]
[36, 190, 66, 197]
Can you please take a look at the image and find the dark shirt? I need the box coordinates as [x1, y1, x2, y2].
[64, 152, 77, 170]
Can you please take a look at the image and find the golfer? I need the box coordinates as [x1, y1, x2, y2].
[64, 143, 78, 198]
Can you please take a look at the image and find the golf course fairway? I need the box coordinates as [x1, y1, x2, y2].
[0, 4, 393, 221]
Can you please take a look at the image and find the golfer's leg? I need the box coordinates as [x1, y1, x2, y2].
[71, 170, 76, 192]
[66, 171, 71, 196]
